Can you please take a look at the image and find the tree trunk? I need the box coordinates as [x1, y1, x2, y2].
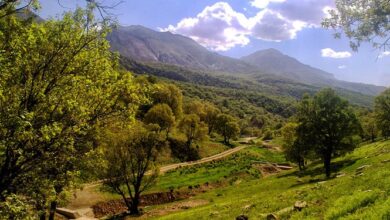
[323, 150, 332, 178]
[130, 193, 140, 215]
[48, 200, 57, 220]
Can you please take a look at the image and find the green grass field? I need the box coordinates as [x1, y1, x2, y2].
[148, 140, 390, 219]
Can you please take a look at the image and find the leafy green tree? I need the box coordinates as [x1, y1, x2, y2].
[361, 113, 378, 142]
[178, 114, 208, 149]
[281, 122, 308, 171]
[216, 114, 240, 145]
[203, 102, 221, 135]
[184, 99, 206, 118]
[295, 89, 360, 177]
[102, 123, 161, 215]
[144, 103, 175, 138]
[0, 10, 144, 217]
[375, 89, 390, 138]
[323, 0, 390, 51]
[153, 83, 183, 117]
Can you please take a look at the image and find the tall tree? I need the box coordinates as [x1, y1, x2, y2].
[144, 103, 175, 138]
[204, 102, 221, 135]
[281, 122, 308, 171]
[153, 83, 183, 117]
[0, 10, 144, 217]
[375, 89, 390, 138]
[178, 114, 208, 149]
[295, 89, 360, 177]
[323, 0, 390, 51]
[216, 114, 240, 145]
[102, 123, 161, 215]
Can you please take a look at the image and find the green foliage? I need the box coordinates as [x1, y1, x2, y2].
[152, 83, 183, 117]
[294, 89, 361, 177]
[216, 114, 240, 145]
[323, 0, 390, 51]
[144, 103, 175, 137]
[0, 9, 144, 217]
[101, 123, 162, 214]
[178, 114, 208, 146]
[167, 136, 200, 162]
[360, 111, 378, 142]
[375, 88, 390, 138]
[281, 122, 308, 170]
[0, 194, 33, 220]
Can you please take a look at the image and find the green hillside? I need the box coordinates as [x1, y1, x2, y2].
[149, 140, 390, 220]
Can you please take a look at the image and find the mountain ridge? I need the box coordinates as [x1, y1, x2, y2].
[108, 25, 385, 96]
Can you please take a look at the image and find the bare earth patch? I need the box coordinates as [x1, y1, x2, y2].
[126, 199, 210, 219]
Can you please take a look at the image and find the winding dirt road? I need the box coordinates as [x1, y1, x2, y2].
[63, 138, 257, 219]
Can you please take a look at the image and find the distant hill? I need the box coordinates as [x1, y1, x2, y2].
[108, 25, 385, 97]
[241, 49, 385, 96]
[241, 48, 335, 84]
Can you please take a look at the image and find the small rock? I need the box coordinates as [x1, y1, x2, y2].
[236, 214, 249, 220]
[266, 213, 279, 220]
[336, 173, 346, 178]
[356, 165, 371, 172]
[294, 201, 307, 211]
[243, 204, 254, 211]
[381, 159, 390, 163]
[210, 211, 219, 216]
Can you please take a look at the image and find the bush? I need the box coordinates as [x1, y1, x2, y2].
[262, 130, 273, 140]
[168, 137, 200, 162]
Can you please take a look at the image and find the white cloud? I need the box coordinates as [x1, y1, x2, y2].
[321, 48, 352, 59]
[250, 9, 307, 41]
[162, 2, 250, 51]
[163, 1, 334, 51]
[250, 0, 286, 9]
[379, 51, 390, 58]
[338, 65, 347, 69]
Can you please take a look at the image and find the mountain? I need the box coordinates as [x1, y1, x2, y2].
[241, 49, 385, 96]
[108, 25, 259, 74]
[241, 48, 335, 85]
[108, 25, 385, 97]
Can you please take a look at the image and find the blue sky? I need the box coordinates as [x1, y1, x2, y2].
[38, 0, 390, 86]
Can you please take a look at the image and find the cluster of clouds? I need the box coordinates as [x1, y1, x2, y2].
[162, 0, 334, 51]
[321, 48, 352, 59]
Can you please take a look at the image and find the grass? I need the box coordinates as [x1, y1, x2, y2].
[197, 141, 229, 158]
[150, 145, 285, 192]
[148, 140, 390, 220]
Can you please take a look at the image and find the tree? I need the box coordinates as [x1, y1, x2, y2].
[184, 100, 221, 135]
[0, 10, 144, 217]
[153, 83, 183, 117]
[361, 113, 378, 142]
[281, 122, 308, 171]
[203, 102, 221, 135]
[375, 89, 390, 138]
[144, 103, 175, 138]
[295, 89, 360, 177]
[102, 123, 161, 215]
[322, 0, 390, 51]
[178, 114, 208, 149]
[216, 114, 240, 145]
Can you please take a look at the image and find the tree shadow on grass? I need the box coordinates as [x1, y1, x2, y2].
[277, 158, 358, 187]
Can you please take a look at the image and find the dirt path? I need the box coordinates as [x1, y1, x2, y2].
[64, 137, 257, 219]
